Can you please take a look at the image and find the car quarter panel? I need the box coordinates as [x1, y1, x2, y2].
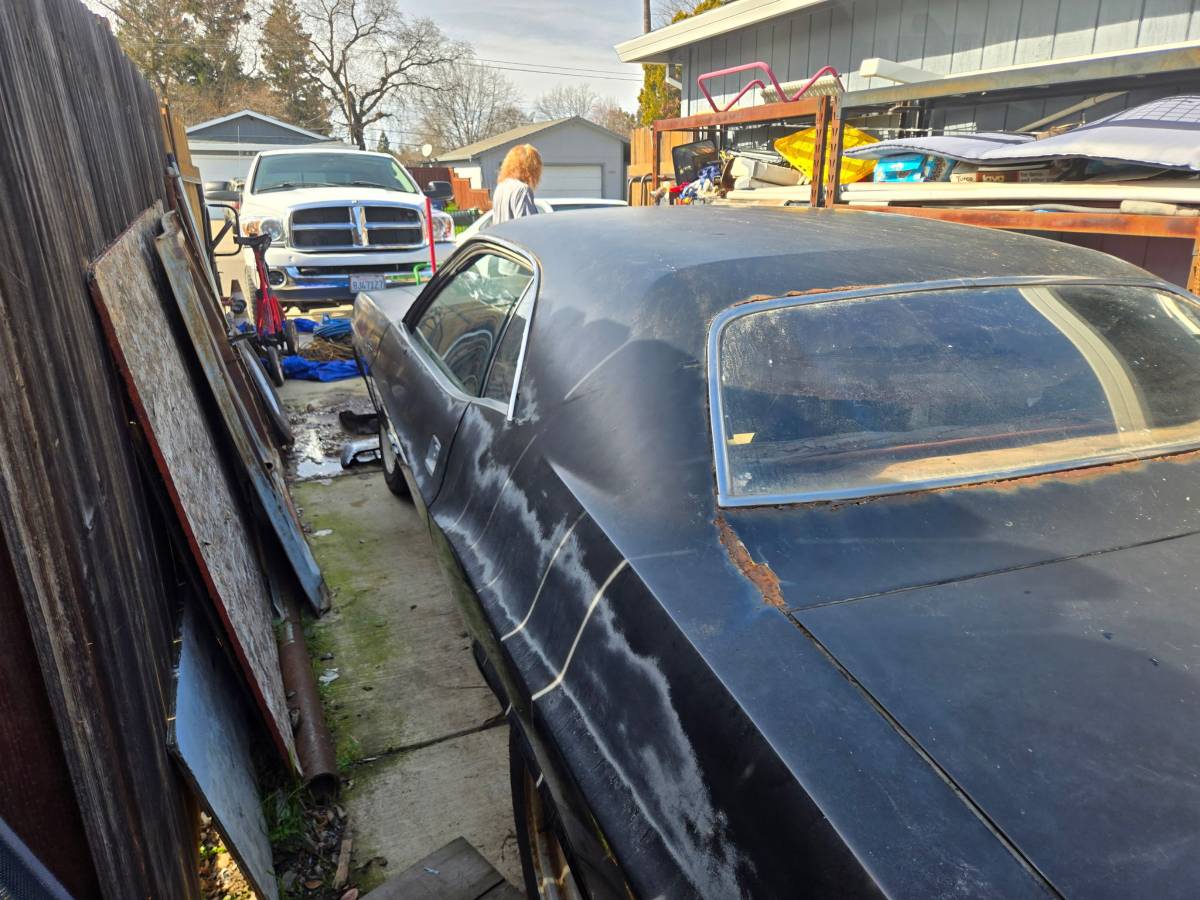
[368, 208, 1187, 897]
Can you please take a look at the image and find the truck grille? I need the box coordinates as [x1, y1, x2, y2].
[290, 204, 423, 251]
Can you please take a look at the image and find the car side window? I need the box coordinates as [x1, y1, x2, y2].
[412, 252, 533, 396]
[483, 292, 531, 404]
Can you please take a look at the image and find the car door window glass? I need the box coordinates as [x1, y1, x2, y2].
[413, 253, 533, 396]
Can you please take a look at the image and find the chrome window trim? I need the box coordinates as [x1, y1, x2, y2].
[707, 274, 1197, 508]
[406, 237, 540, 420]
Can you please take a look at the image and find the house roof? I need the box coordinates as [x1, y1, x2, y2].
[437, 116, 629, 162]
[185, 109, 330, 141]
[615, 0, 829, 64]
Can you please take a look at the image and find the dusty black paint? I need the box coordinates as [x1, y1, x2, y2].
[358, 206, 1198, 898]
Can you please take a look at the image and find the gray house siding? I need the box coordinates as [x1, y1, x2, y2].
[468, 125, 628, 200]
[673, 0, 1200, 119]
[188, 116, 323, 145]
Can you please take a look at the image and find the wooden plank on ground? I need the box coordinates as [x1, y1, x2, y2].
[89, 205, 297, 769]
[369, 837, 514, 900]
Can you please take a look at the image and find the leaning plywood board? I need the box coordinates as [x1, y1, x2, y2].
[170, 603, 279, 900]
[89, 205, 297, 769]
[157, 212, 330, 615]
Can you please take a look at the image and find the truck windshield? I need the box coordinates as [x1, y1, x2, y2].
[714, 282, 1200, 503]
[252, 153, 418, 193]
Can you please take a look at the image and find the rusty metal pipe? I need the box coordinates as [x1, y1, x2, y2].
[278, 595, 338, 798]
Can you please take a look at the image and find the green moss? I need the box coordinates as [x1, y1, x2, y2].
[292, 479, 407, 770]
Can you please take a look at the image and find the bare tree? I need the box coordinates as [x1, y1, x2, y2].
[591, 98, 637, 137]
[415, 56, 528, 153]
[653, 0, 694, 27]
[533, 83, 599, 121]
[301, 0, 459, 149]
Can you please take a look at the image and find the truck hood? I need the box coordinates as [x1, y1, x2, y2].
[797, 530, 1200, 898]
[242, 185, 427, 215]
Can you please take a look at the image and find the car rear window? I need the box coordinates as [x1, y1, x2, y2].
[713, 282, 1200, 503]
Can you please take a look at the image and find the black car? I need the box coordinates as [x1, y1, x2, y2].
[353, 206, 1200, 899]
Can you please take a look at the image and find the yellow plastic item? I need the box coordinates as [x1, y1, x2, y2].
[774, 125, 878, 185]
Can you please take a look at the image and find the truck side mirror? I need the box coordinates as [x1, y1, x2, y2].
[424, 180, 453, 202]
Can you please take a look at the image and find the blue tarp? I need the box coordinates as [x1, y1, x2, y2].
[281, 355, 359, 382]
[293, 317, 318, 333]
[314, 318, 353, 340]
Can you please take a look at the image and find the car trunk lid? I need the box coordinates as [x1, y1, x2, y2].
[797, 530, 1200, 898]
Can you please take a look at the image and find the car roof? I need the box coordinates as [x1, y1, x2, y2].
[542, 197, 627, 206]
[256, 147, 387, 159]
[480, 205, 1159, 346]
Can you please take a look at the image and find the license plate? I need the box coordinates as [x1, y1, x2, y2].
[349, 274, 387, 293]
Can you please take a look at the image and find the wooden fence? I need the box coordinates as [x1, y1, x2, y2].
[0, 1, 204, 896]
[627, 127, 695, 205]
[407, 164, 492, 211]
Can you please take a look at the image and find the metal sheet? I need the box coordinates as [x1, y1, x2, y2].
[170, 602, 280, 900]
[155, 212, 330, 616]
[977, 94, 1200, 170]
[845, 131, 1035, 160]
[89, 205, 297, 770]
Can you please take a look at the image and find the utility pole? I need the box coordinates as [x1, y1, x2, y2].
[643, 0, 651, 32]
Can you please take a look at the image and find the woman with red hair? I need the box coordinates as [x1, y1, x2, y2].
[491, 143, 542, 224]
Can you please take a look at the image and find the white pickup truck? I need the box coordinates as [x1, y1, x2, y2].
[238, 148, 455, 310]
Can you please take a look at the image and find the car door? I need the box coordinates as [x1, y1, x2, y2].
[378, 244, 535, 508]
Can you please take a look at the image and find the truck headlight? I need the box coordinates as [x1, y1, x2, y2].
[432, 212, 454, 243]
[243, 216, 285, 245]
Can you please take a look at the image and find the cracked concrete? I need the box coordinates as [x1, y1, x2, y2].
[283, 377, 521, 895]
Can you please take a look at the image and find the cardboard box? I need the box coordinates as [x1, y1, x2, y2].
[729, 156, 800, 186]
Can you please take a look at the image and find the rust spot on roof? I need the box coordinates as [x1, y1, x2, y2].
[732, 285, 883, 307]
[715, 512, 786, 609]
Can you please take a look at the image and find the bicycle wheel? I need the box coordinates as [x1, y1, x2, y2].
[283, 319, 299, 356]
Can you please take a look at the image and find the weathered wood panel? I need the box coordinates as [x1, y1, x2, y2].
[89, 205, 296, 768]
[0, 529, 97, 898]
[0, 0, 201, 895]
[156, 214, 330, 617]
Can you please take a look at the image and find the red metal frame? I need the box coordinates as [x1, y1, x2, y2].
[697, 62, 844, 113]
[250, 241, 285, 341]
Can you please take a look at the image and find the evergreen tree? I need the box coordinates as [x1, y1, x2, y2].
[262, 0, 331, 133]
[177, 0, 250, 88]
[376, 132, 391, 153]
[637, 0, 722, 125]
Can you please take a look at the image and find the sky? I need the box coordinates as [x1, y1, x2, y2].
[87, 0, 654, 145]
[435, 1, 647, 109]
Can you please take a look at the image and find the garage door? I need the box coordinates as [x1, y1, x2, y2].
[537, 164, 602, 199]
[191, 154, 255, 187]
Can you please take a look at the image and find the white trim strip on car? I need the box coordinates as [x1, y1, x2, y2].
[501, 511, 588, 641]
[530, 560, 629, 701]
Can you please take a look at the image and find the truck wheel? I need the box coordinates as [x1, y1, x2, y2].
[510, 729, 585, 900]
